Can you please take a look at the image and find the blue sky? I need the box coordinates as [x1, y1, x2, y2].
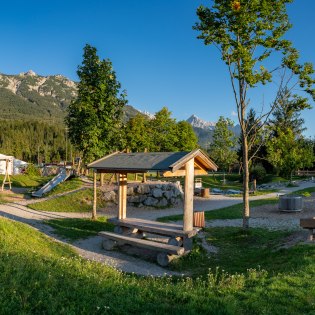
[0, 0, 314, 136]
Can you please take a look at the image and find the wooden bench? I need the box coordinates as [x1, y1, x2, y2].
[99, 231, 184, 266]
[108, 218, 199, 238]
[300, 218, 315, 241]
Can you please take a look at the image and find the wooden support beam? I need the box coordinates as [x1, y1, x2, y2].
[184, 158, 194, 232]
[92, 170, 97, 220]
[118, 173, 127, 219]
[100, 173, 104, 187]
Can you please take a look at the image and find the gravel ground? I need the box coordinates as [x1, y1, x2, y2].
[206, 192, 315, 231]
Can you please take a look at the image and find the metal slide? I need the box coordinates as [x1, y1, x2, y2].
[32, 168, 71, 197]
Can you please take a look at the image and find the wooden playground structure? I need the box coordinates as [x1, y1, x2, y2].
[0, 158, 12, 191]
[88, 149, 217, 266]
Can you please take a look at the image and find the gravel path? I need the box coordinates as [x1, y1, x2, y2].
[1, 179, 314, 276]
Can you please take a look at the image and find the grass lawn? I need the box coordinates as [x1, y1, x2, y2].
[290, 186, 315, 197]
[28, 188, 105, 212]
[1, 217, 315, 314]
[0, 193, 8, 204]
[0, 174, 53, 188]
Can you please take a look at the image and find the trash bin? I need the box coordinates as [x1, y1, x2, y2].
[279, 195, 303, 212]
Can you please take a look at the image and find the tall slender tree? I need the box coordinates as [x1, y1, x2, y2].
[66, 44, 127, 163]
[195, 0, 315, 228]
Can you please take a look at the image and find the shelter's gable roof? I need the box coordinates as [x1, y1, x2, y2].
[88, 149, 217, 174]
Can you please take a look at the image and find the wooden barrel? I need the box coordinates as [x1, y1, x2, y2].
[193, 211, 205, 228]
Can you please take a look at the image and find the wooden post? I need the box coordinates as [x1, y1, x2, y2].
[100, 173, 104, 187]
[184, 158, 194, 232]
[142, 148, 147, 183]
[118, 173, 127, 219]
[92, 170, 97, 220]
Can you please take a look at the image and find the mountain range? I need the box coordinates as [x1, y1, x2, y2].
[0, 71, 240, 148]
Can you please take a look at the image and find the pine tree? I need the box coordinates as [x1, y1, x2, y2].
[66, 44, 127, 162]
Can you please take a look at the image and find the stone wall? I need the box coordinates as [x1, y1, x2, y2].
[100, 181, 183, 208]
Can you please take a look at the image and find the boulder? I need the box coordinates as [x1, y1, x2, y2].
[163, 190, 174, 199]
[157, 198, 168, 207]
[143, 197, 159, 207]
[127, 187, 135, 195]
[102, 190, 116, 202]
[152, 188, 163, 198]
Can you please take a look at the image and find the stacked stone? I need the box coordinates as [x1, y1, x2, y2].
[100, 181, 183, 208]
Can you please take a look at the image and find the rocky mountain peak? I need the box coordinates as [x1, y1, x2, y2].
[186, 114, 216, 130]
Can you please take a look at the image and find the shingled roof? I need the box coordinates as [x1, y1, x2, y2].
[87, 149, 217, 174]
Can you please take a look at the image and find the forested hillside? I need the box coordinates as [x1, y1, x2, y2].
[0, 120, 70, 163]
[0, 72, 144, 162]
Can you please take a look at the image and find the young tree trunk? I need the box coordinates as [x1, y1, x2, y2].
[92, 171, 97, 220]
[242, 132, 250, 229]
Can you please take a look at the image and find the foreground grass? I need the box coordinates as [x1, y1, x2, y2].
[45, 217, 114, 240]
[158, 198, 278, 222]
[1, 217, 315, 314]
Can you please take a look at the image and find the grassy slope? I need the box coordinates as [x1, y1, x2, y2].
[28, 188, 97, 212]
[1, 217, 315, 314]
[43, 177, 82, 197]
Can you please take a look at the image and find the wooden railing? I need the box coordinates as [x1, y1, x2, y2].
[296, 170, 315, 176]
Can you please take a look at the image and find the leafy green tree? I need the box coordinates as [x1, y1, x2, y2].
[267, 87, 313, 177]
[195, 0, 315, 228]
[66, 44, 127, 162]
[267, 127, 314, 179]
[209, 116, 238, 172]
[175, 121, 198, 151]
[125, 114, 153, 152]
[151, 107, 179, 152]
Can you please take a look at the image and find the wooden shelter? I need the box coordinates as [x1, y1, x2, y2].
[88, 149, 217, 266]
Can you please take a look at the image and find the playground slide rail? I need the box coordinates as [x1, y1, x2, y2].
[32, 168, 71, 197]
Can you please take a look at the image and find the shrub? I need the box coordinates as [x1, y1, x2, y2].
[24, 163, 41, 176]
[250, 164, 266, 183]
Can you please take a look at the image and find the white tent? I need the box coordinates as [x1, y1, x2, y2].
[13, 158, 28, 174]
[0, 154, 28, 175]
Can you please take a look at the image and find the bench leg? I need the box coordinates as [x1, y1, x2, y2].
[102, 239, 116, 250]
[308, 229, 314, 241]
[183, 237, 193, 251]
[168, 237, 183, 247]
[157, 253, 175, 267]
[114, 226, 139, 235]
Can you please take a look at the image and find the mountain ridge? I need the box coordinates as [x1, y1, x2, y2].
[0, 71, 240, 148]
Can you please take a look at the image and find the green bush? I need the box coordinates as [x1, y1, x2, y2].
[250, 164, 266, 183]
[24, 163, 41, 176]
